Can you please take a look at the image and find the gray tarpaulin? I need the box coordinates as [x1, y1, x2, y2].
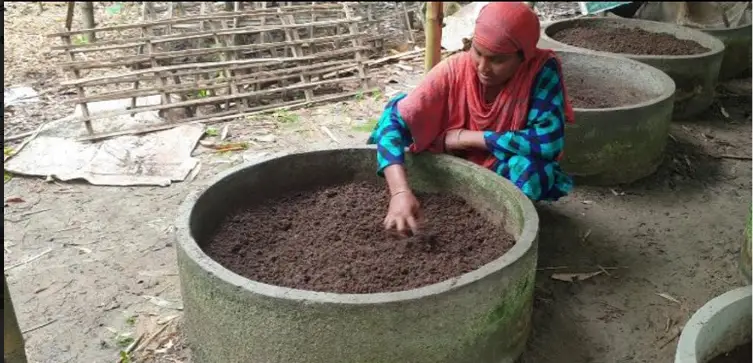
[4, 96, 204, 187]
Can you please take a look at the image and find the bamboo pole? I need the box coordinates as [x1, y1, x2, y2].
[64, 2, 75, 31]
[424, 2, 443, 73]
[4, 275, 28, 363]
[80, 2, 96, 42]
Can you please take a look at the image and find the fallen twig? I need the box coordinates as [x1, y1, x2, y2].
[22, 318, 58, 334]
[3, 119, 50, 161]
[713, 153, 752, 161]
[657, 327, 681, 350]
[4, 248, 54, 272]
[134, 320, 173, 353]
[320, 125, 340, 144]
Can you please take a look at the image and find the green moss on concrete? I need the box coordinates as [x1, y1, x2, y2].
[486, 270, 535, 326]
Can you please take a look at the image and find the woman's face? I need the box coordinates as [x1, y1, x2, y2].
[470, 41, 523, 87]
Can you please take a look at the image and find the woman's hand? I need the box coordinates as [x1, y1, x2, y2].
[384, 190, 422, 237]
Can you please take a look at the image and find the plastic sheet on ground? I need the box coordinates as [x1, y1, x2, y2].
[4, 86, 40, 107]
[4, 96, 205, 187]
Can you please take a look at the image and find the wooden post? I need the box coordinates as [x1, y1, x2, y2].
[4, 275, 28, 363]
[80, 2, 96, 42]
[65, 1, 75, 31]
[424, 2, 443, 73]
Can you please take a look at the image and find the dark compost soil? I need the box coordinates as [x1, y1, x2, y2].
[707, 342, 752, 363]
[565, 74, 648, 109]
[551, 25, 710, 56]
[204, 181, 516, 294]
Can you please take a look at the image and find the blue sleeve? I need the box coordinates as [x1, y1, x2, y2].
[483, 58, 571, 201]
[366, 93, 413, 176]
[483, 58, 566, 161]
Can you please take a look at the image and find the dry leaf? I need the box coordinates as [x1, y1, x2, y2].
[656, 293, 681, 304]
[720, 105, 730, 119]
[551, 271, 603, 282]
[582, 229, 592, 242]
[157, 315, 179, 325]
[254, 134, 277, 143]
[74, 246, 92, 254]
[143, 296, 183, 310]
[5, 197, 25, 204]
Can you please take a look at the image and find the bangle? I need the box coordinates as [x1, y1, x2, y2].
[391, 190, 409, 198]
[456, 129, 464, 147]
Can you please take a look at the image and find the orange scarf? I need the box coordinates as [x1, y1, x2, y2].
[397, 2, 575, 169]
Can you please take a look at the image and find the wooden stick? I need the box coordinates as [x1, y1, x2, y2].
[80, 2, 97, 42]
[72, 76, 361, 124]
[342, 3, 368, 89]
[66, 59, 353, 88]
[60, 33, 95, 135]
[76, 88, 380, 142]
[401, 2, 416, 44]
[47, 14, 363, 42]
[58, 32, 369, 69]
[280, 8, 314, 102]
[65, 1, 75, 31]
[48, 4, 368, 37]
[424, 2, 444, 73]
[60, 46, 371, 87]
[320, 48, 424, 79]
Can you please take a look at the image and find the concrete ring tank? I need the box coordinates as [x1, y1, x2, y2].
[699, 21, 752, 81]
[674, 286, 752, 363]
[541, 17, 725, 119]
[175, 147, 540, 363]
[557, 50, 676, 186]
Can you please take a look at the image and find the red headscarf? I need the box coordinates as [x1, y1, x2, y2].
[397, 2, 575, 169]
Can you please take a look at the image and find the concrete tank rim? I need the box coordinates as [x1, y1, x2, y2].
[541, 17, 726, 61]
[674, 286, 752, 363]
[693, 21, 752, 32]
[174, 146, 540, 305]
[556, 50, 676, 113]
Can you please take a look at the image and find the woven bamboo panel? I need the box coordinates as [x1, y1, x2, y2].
[48, 2, 387, 141]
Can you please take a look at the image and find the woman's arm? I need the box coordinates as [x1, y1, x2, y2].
[368, 94, 414, 177]
[484, 59, 566, 161]
[448, 58, 565, 161]
[448, 59, 569, 201]
[367, 94, 423, 235]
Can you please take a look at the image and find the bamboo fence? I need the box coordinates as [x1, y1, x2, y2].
[48, 2, 387, 141]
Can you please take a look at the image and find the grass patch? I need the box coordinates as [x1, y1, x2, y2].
[125, 315, 137, 326]
[272, 110, 299, 124]
[204, 127, 219, 137]
[115, 333, 134, 348]
[72, 35, 89, 45]
[351, 118, 379, 133]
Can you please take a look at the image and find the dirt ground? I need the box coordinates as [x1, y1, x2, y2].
[4, 2, 752, 363]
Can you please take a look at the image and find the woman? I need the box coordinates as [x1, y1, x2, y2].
[367, 2, 576, 236]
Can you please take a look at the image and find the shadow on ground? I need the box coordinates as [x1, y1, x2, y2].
[619, 134, 724, 198]
[518, 204, 652, 363]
